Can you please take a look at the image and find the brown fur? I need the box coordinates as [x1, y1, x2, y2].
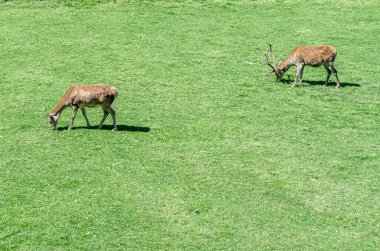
[266, 45, 340, 88]
[277, 46, 337, 70]
[48, 84, 118, 130]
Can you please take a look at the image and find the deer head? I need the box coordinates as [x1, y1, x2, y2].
[48, 114, 60, 130]
[263, 43, 283, 81]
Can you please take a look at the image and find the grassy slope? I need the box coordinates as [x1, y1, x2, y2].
[0, 1, 379, 249]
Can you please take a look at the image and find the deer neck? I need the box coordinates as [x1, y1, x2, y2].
[50, 99, 69, 117]
[277, 56, 296, 73]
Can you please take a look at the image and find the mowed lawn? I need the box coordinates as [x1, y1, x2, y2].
[0, 0, 379, 249]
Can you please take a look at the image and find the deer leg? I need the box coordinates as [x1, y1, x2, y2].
[328, 64, 340, 88]
[81, 108, 91, 128]
[68, 106, 79, 130]
[98, 108, 109, 130]
[323, 64, 331, 86]
[292, 64, 304, 88]
[106, 107, 117, 131]
[299, 65, 305, 83]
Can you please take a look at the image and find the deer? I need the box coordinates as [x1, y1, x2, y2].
[263, 43, 340, 88]
[48, 84, 118, 131]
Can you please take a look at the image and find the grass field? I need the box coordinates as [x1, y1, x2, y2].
[0, 0, 379, 249]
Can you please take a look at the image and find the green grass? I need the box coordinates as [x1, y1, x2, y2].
[0, 0, 379, 249]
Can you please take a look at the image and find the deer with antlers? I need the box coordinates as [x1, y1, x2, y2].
[264, 43, 340, 88]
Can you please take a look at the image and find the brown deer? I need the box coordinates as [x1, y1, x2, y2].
[48, 84, 118, 131]
[264, 43, 340, 88]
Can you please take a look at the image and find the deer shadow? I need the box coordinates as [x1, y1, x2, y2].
[302, 80, 360, 87]
[280, 78, 360, 87]
[57, 124, 150, 132]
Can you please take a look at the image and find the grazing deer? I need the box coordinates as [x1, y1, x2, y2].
[48, 84, 118, 131]
[264, 43, 340, 88]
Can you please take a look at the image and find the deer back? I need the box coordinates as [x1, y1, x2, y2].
[69, 84, 118, 106]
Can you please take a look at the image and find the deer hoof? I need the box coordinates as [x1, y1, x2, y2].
[111, 127, 118, 131]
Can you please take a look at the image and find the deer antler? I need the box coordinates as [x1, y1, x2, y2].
[263, 42, 277, 73]
[266, 42, 277, 67]
[263, 53, 276, 73]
